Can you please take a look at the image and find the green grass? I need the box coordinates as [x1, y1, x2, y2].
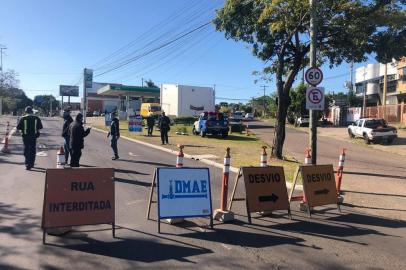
[95, 121, 302, 182]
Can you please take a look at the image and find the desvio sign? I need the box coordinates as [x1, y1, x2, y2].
[157, 167, 212, 219]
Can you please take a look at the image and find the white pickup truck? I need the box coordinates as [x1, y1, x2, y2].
[348, 118, 397, 144]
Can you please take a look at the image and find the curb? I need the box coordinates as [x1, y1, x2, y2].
[92, 127, 302, 191]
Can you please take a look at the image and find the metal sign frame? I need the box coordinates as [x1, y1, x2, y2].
[146, 167, 214, 233]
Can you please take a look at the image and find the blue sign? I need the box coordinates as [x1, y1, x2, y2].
[157, 168, 212, 219]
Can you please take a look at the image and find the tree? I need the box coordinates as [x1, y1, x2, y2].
[0, 70, 32, 114]
[288, 83, 307, 119]
[144, 79, 158, 88]
[33, 95, 60, 116]
[214, 0, 406, 158]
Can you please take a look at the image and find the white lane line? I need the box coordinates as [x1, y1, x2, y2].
[36, 151, 48, 157]
[128, 152, 139, 157]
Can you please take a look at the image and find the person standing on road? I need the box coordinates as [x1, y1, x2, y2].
[158, 111, 170, 145]
[69, 113, 91, 167]
[61, 107, 73, 164]
[107, 111, 120, 160]
[17, 106, 43, 170]
[146, 112, 155, 136]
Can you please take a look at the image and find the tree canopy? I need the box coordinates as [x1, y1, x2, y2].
[214, 0, 406, 158]
[0, 70, 32, 114]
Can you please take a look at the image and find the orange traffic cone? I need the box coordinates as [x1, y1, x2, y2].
[56, 146, 65, 168]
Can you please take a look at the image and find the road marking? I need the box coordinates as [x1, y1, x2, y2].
[36, 151, 48, 157]
[37, 144, 47, 149]
[128, 152, 139, 157]
[125, 200, 144, 205]
[221, 244, 232, 250]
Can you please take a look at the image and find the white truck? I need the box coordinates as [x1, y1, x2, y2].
[160, 84, 215, 117]
[347, 118, 397, 144]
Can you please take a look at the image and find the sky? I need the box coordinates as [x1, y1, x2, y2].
[0, 0, 376, 103]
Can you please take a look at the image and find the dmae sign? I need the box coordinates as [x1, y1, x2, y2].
[157, 167, 212, 219]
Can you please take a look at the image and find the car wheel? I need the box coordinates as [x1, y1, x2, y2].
[200, 131, 206, 137]
[348, 129, 355, 138]
[192, 127, 197, 135]
[363, 133, 370, 144]
[221, 132, 228, 138]
[387, 138, 394, 144]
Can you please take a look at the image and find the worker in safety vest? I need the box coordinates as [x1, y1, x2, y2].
[17, 106, 43, 170]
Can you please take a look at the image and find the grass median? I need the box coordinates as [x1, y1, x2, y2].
[90, 118, 301, 182]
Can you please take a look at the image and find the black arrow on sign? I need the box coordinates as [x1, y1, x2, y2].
[258, 193, 279, 203]
[314, 188, 329, 195]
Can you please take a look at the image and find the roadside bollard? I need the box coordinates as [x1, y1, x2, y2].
[260, 146, 268, 167]
[214, 147, 234, 222]
[335, 148, 346, 202]
[305, 148, 312, 165]
[56, 146, 65, 168]
[167, 144, 185, 224]
[1, 121, 11, 154]
[176, 144, 184, 168]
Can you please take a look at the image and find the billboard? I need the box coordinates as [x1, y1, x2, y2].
[59, 85, 79, 97]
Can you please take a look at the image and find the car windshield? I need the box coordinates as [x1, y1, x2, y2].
[365, 119, 386, 128]
[150, 106, 161, 112]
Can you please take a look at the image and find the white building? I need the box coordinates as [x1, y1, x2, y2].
[355, 61, 398, 105]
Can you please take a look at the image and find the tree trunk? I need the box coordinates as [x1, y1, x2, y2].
[273, 83, 288, 159]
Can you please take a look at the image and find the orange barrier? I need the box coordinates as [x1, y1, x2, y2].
[221, 148, 231, 211]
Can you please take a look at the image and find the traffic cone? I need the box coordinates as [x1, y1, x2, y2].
[304, 148, 312, 165]
[260, 146, 268, 167]
[176, 144, 184, 168]
[56, 146, 65, 168]
[1, 121, 11, 154]
[335, 148, 346, 203]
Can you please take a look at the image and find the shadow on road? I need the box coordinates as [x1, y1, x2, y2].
[114, 168, 149, 176]
[342, 190, 406, 198]
[340, 203, 406, 213]
[46, 234, 211, 263]
[343, 170, 406, 180]
[118, 159, 175, 167]
[114, 177, 151, 188]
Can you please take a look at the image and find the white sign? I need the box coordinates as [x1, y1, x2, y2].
[158, 168, 212, 219]
[305, 67, 323, 86]
[306, 87, 325, 110]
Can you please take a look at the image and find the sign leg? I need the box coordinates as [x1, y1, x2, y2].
[147, 170, 157, 220]
[288, 167, 300, 202]
[112, 223, 116, 238]
[307, 204, 312, 218]
[337, 203, 342, 213]
[287, 208, 292, 220]
[42, 230, 46, 245]
[228, 168, 242, 211]
[158, 218, 161, 234]
[210, 215, 214, 229]
[245, 199, 252, 224]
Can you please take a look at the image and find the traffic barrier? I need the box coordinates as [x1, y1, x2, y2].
[260, 146, 268, 167]
[1, 121, 11, 154]
[289, 149, 310, 207]
[214, 148, 234, 222]
[335, 148, 346, 200]
[176, 144, 184, 168]
[56, 146, 65, 168]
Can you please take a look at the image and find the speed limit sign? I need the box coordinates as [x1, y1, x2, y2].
[305, 67, 323, 86]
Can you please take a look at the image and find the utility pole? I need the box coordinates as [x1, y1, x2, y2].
[0, 46, 6, 72]
[309, 0, 318, 164]
[383, 62, 388, 119]
[350, 62, 354, 92]
[362, 66, 367, 117]
[49, 96, 53, 117]
[260, 85, 268, 117]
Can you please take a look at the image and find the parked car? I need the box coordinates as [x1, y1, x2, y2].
[295, 115, 309, 127]
[92, 110, 101, 116]
[231, 111, 244, 121]
[192, 112, 229, 138]
[245, 113, 254, 120]
[347, 118, 397, 144]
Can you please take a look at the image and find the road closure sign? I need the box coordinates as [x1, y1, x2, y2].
[42, 168, 115, 229]
[301, 165, 338, 207]
[306, 87, 325, 110]
[242, 166, 290, 212]
[157, 167, 212, 219]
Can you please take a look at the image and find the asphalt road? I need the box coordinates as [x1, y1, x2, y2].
[1, 117, 405, 269]
[250, 120, 406, 220]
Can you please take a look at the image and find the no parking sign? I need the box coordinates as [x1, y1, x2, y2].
[306, 87, 325, 110]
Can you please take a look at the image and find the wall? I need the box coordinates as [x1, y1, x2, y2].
[161, 84, 179, 116]
[177, 85, 215, 117]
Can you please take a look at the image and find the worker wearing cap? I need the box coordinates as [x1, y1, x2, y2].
[69, 113, 91, 167]
[61, 107, 73, 164]
[158, 111, 170, 145]
[107, 111, 120, 160]
[17, 106, 43, 170]
[146, 112, 155, 136]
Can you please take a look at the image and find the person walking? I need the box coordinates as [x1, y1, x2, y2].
[61, 107, 73, 164]
[69, 113, 91, 167]
[107, 111, 120, 160]
[159, 111, 170, 145]
[17, 106, 43, 170]
[146, 112, 155, 136]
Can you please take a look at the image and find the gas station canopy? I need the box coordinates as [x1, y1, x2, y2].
[97, 84, 160, 98]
